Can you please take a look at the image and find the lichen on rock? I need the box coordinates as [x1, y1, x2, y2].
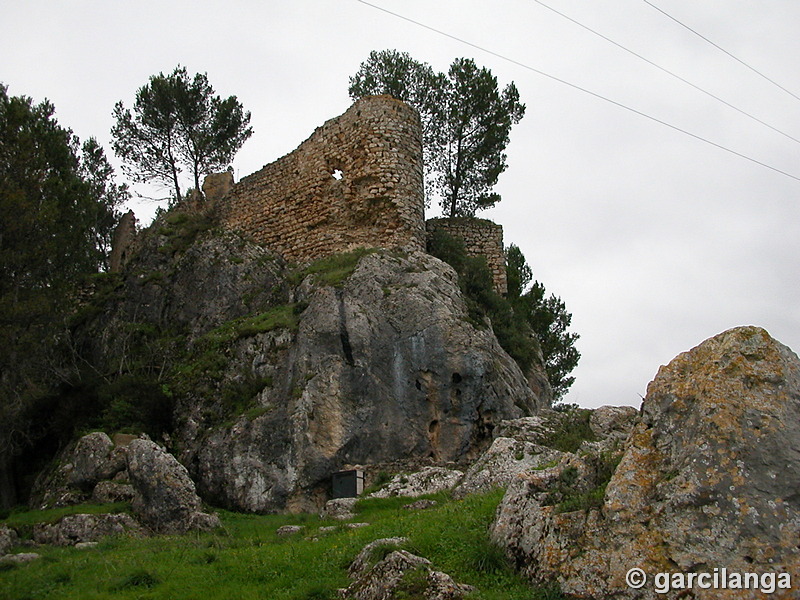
[492, 326, 800, 599]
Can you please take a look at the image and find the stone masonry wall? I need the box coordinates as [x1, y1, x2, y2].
[213, 96, 425, 264]
[426, 217, 507, 296]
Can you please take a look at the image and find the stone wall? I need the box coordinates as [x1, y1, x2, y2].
[213, 96, 425, 264]
[426, 217, 507, 296]
[109, 210, 137, 273]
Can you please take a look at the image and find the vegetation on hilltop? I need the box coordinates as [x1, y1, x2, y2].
[112, 65, 252, 205]
[350, 50, 525, 218]
[0, 84, 127, 508]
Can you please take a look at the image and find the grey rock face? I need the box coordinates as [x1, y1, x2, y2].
[32, 513, 143, 546]
[452, 437, 564, 499]
[180, 250, 542, 513]
[492, 326, 800, 599]
[342, 546, 474, 600]
[30, 432, 129, 508]
[126, 439, 219, 533]
[588, 405, 638, 439]
[68, 432, 126, 490]
[320, 497, 359, 521]
[0, 525, 18, 555]
[91, 481, 136, 504]
[369, 467, 463, 499]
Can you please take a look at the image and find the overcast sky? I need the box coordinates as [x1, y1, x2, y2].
[3, 1, 799, 409]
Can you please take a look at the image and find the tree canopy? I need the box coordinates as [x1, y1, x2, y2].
[506, 244, 581, 400]
[111, 66, 252, 204]
[0, 84, 127, 505]
[349, 50, 524, 218]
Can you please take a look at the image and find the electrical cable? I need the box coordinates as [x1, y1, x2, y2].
[354, 0, 800, 183]
[532, 0, 800, 146]
[643, 0, 800, 103]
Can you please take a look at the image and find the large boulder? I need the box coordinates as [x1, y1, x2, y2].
[126, 439, 219, 533]
[29, 432, 128, 508]
[68, 432, 126, 490]
[342, 539, 474, 600]
[0, 525, 18, 555]
[492, 326, 800, 599]
[32, 513, 143, 546]
[368, 466, 464, 499]
[452, 437, 564, 499]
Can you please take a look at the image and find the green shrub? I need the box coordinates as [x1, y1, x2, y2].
[541, 407, 595, 453]
[427, 229, 538, 371]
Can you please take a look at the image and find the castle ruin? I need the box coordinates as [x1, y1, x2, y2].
[114, 95, 508, 293]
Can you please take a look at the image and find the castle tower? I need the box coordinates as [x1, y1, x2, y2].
[213, 95, 425, 264]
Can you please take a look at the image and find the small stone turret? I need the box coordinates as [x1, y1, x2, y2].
[109, 210, 137, 273]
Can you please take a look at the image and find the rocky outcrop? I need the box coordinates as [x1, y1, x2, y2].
[492, 326, 800, 599]
[67, 432, 126, 491]
[0, 525, 18, 555]
[452, 436, 564, 499]
[179, 249, 543, 513]
[368, 466, 464, 499]
[342, 538, 474, 600]
[30, 432, 128, 509]
[32, 513, 143, 546]
[320, 497, 359, 521]
[126, 439, 219, 533]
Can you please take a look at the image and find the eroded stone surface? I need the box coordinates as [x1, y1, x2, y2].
[126, 439, 219, 533]
[32, 513, 143, 546]
[369, 466, 463, 499]
[492, 326, 800, 599]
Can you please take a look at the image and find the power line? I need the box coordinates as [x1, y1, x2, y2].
[354, 0, 800, 183]
[643, 0, 800, 103]
[532, 0, 800, 146]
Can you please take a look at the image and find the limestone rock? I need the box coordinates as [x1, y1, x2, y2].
[202, 171, 234, 203]
[126, 439, 219, 533]
[0, 525, 18, 555]
[589, 405, 638, 440]
[68, 432, 125, 490]
[0, 553, 40, 565]
[342, 547, 474, 600]
[320, 497, 358, 521]
[181, 250, 541, 513]
[276, 525, 305, 537]
[29, 431, 129, 508]
[492, 326, 800, 599]
[91, 481, 136, 504]
[348, 537, 409, 579]
[493, 415, 560, 445]
[402, 499, 438, 510]
[368, 466, 463, 499]
[452, 437, 564, 499]
[32, 513, 143, 546]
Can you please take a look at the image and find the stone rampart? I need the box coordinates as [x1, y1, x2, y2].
[213, 96, 425, 264]
[426, 217, 507, 296]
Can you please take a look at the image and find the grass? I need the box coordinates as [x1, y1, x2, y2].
[0, 490, 563, 600]
[291, 248, 376, 288]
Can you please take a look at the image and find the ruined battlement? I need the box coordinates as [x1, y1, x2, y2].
[426, 217, 508, 296]
[112, 96, 509, 294]
[213, 95, 426, 264]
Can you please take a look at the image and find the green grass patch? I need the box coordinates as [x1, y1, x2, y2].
[157, 211, 215, 256]
[0, 491, 563, 600]
[292, 248, 376, 288]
